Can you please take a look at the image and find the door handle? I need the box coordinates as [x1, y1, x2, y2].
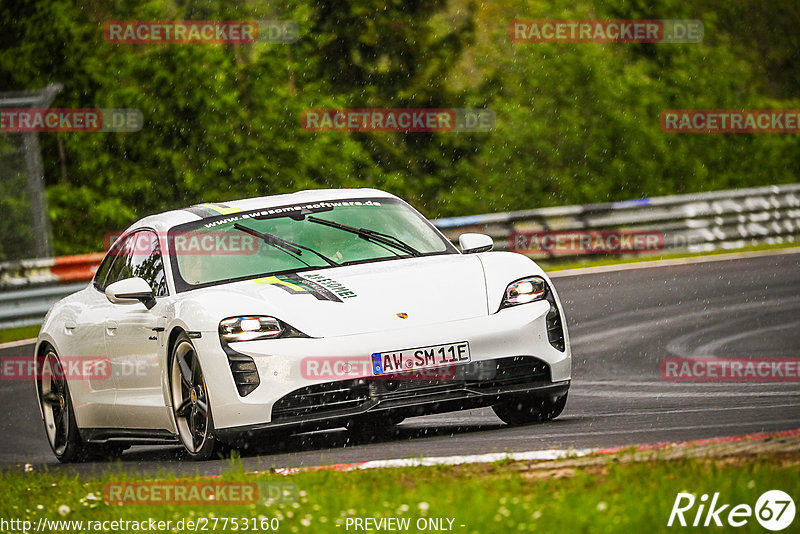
[105, 320, 118, 335]
[149, 326, 162, 341]
[65, 321, 76, 330]
[152, 317, 168, 345]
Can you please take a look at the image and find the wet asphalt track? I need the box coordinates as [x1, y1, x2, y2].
[1, 252, 798, 476]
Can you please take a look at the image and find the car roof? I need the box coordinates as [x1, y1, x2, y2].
[126, 188, 400, 234]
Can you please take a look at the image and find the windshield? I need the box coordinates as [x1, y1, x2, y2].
[168, 197, 457, 291]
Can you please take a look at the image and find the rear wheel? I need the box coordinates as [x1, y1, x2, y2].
[492, 392, 568, 426]
[169, 334, 219, 460]
[37, 348, 121, 462]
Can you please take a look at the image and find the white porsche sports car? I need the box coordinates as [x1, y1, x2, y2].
[35, 189, 571, 461]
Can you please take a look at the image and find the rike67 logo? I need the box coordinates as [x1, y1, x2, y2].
[668, 490, 795, 531]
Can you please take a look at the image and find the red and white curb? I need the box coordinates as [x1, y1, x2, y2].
[594, 427, 800, 454]
[273, 449, 595, 475]
[272, 428, 800, 475]
[0, 253, 103, 287]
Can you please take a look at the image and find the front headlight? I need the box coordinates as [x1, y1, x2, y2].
[501, 276, 547, 308]
[219, 316, 283, 342]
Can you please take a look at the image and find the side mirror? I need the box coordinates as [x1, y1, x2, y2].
[459, 233, 494, 254]
[105, 278, 156, 309]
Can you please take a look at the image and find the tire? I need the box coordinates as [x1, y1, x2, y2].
[492, 392, 568, 426]
[169, 333, 219, 460]
[37, 348, 93, 462]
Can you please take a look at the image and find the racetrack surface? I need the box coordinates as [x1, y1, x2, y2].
[1, 252, 798, 476]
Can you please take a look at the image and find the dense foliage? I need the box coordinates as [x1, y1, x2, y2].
[0, 0, 798, 256]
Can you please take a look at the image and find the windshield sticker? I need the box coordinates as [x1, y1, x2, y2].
[201, 200, 383, 228]
[253, 273, 355, 302]
[184, 203, 244, 218]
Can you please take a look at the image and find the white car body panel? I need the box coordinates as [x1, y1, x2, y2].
[199, 298, 570, 429]
[34, 188, 572, 447]
[183, 254, 489, 338]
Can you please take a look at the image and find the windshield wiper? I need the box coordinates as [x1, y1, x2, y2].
[306, 216, 422, 257]
[233, 223, 339, 267]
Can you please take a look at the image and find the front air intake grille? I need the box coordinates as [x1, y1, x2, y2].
[469, 355, 550, 389]
[544, 288, 565, 352]
[272, 379, 372, 420]
[221, 342, 260, 396]
[271, 356, 552, 421]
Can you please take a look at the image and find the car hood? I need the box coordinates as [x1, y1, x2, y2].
[207, 254, 488, 337]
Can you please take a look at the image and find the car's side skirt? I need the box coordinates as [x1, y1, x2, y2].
[80, 427, 179, 445]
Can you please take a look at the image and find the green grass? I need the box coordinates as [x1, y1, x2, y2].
[0, 324, 40, 344]
[2, 453, 797, 533]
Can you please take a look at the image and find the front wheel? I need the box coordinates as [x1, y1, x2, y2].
[169, 334, 219, 460]
[492, 392, 568, 426]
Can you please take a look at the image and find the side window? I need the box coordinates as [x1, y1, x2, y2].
[130, 231, 168, 297]
[103, 234, 136, 289]
[95, 231, 168, 297]
[93, 252, 116, 291]
[94, 234, 133, 291]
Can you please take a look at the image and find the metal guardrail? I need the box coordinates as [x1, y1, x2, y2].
[0, 184, 798, 330]
[0, 254, 102, 330]
[0, 283, 88, 329]
[434, 183, 800, 258]
[0, 253, 104, 288]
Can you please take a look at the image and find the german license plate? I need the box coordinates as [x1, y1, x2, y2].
[371, 341, 470, 376]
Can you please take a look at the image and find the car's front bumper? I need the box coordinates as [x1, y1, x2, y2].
[192, 299, 571, 432]
[216, 371, 569, 442]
